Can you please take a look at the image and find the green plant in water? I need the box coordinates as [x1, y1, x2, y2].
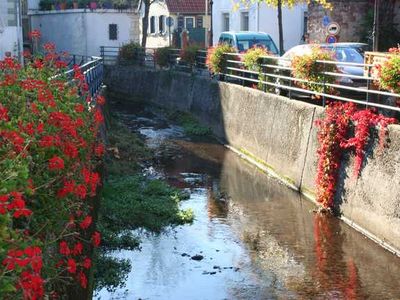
[168, 111, 211, 136]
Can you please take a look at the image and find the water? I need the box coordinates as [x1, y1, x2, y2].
[97, 105, 400, 300]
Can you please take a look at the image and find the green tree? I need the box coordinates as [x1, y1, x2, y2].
[234, 0, 332, 54]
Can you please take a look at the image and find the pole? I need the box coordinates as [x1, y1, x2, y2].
[205, 0, 208, 48]
[209, 0, 213, 47]
[372, 0, 380, 51]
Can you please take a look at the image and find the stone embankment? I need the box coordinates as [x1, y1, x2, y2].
[105, 66, 400, 256]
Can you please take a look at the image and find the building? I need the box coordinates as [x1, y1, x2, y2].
[138, 0, 211, 48]
[0, 0, 23, 59]
[307, 0, 400, 50]
[212, 1, 307, 51]
[28, 2, 140, 57]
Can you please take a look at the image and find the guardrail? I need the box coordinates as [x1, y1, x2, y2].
[100, 45, 399, 115]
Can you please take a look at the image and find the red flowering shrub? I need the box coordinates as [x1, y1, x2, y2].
[315, 102, 396, 209]
[0, 32, 103, 298]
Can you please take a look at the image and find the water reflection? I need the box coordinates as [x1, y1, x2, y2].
[98, 108, 400, 299]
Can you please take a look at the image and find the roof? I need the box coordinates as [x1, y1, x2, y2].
[165, 0, 206, 14]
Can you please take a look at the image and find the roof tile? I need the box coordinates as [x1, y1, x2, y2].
[165, 0, 206, 14]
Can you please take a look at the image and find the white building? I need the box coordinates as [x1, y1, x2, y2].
[0, 0, 23, 59]
[213, 1, 307, 52]
[28, 2, 140, 57]
[138, 0, 210, 48]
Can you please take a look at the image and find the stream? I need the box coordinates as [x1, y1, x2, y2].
[97, 103, 400, 300]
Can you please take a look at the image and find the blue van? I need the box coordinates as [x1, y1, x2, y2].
[218, 31, 279, 54]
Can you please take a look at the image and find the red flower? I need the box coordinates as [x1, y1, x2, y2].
[43, 42, 56, 52]
[0, 104, 9, 121]
[78, 271, 88, 288]
[67, 258, 77, 274]
[82, 257, 91, 269]
[75, 103, 85, 113]
[96, 95, 106, 106]
[28, 29, 41, 40]
[59, 241, 70, 256]
[80, 216, 92, 229]
[94, 109, 104, 124]
[48, 156, 64, 171]
[74, 184, 87, 199]
[92, 231, 101, 247]
[94, 143, 105, 157]
[72, 242, 83, 256]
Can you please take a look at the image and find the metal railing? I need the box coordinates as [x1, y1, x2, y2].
[64, 56, 104, 98]
[100, 45, 399, 115]
[100, 46, 207, 71]
[221, 52, 400, 115]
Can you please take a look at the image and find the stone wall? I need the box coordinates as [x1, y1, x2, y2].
[105, 66, 400, 255]
[307, 0, 370, 43]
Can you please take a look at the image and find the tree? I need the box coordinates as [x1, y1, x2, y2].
[234, 0, 332, 54]
[140, 0, 155, 48]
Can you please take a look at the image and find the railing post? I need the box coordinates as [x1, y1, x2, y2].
[73, 55, 76, 66]
[366, 64, 371, 109]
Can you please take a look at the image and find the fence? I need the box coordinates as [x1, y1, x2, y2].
[100, 45, 400, 115]
[64, 56, 104, 98]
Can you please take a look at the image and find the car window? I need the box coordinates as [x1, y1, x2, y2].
[334, 48, 364, 63]
[237, 38, 278, 54]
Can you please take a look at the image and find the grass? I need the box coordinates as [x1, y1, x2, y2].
[167, 111, 211, 136]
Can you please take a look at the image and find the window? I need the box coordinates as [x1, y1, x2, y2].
[241, 12, 249, 31]
[150, 16, 156, 34]
[185, 17, 194, 29]
[222, 13, 230, 31]
[109, 24, 118, 40]
[159, 15, 166, 33]
[196, 16, 203, 28]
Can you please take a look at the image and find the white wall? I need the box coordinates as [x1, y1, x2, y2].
[0, 0, 23, 59]
[212, 1, 307, 52]
[139, 0, 172, 48]
[30, 10, 140, 57]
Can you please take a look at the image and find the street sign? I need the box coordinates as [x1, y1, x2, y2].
[322, 15, 330, 27]
[166, 17, 174, 27]
[326, 35, 338, 44]
[327, 22, 341, 36]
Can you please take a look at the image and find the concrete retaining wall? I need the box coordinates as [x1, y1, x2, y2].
[105, 66, 400, 255]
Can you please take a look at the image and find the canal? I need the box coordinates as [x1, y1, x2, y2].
[97, 103, 400, 300]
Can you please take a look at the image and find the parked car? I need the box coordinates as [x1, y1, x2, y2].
[218, 31, 279, 55]
[276, 43, 368, 96]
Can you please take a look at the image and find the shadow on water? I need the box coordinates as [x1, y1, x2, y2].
[98, 103, 400, 300]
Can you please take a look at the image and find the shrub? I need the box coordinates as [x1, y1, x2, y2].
[118, 42, 144, 65]
[180, 45, 202, 66]
[0, 33, 103, 298]
[243, 47, 276, 91]
[154, 47, 172, 68]
[206, 43, 236, 74]
[291, 46, 337, 94]
[378, 46, 400, 94]
[39, 0, 53, 10]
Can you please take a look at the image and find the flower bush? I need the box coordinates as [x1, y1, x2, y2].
[206, 43, 236, 74]
[378, 46, 400, 94]
[0, 33, 103, 298]
[154, 47, 171, 68]
[291, 46, 337, 94]
[118, 42, 144, 65]
[242, 47, 276, 91]
[315, 102, 396, 209]
[180, 45, 202, 67]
